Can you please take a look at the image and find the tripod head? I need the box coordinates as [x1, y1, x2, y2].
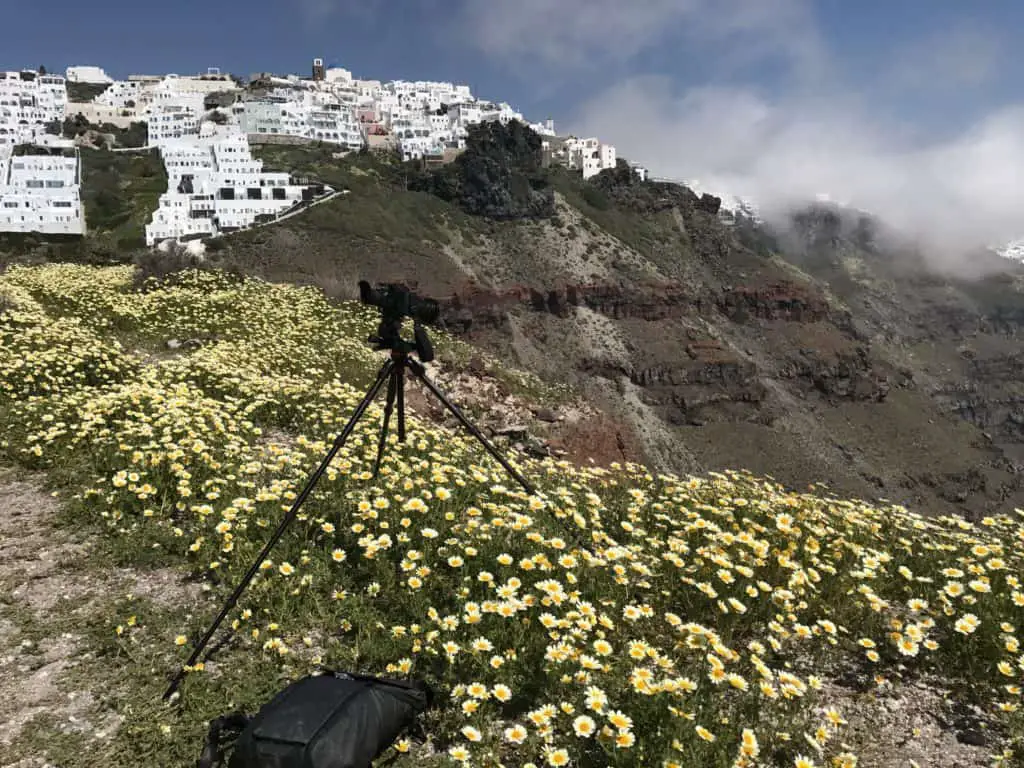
[358, 280, 439, 362]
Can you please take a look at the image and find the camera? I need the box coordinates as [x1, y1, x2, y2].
[358, 280, 440, 325]
[358, 280, 439, 361]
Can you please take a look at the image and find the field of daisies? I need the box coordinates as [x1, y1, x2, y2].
[2, 262, 1024, 768]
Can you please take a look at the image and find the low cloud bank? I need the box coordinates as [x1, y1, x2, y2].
[570, 77, 1024, 269]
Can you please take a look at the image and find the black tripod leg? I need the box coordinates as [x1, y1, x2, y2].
[406, 358, 535, 495]
[372, 369, 399, 479]
[396, 363, 406, 442]
[162, 357, 396, 701]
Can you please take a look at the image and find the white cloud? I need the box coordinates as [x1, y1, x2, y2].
[570, 76, 1024, 266]
[454, 0, 1021, 266]
[457, 0, 826, 75]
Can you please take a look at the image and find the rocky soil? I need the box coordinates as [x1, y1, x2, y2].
[0, 468, 202, 768]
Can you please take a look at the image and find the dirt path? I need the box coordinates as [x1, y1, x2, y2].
[0, 468, 200, 768]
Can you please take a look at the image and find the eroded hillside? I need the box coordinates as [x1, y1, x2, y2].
[2, 123, 1022, 519]
[207, 136, 1024, 520]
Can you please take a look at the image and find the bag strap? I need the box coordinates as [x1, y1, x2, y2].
[326, 669, 435, 706]
[196, 711, 250, 768]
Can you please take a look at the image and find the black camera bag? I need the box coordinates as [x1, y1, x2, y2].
[196, 671, 433, 768]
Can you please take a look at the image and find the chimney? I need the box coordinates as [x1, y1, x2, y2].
[312, 58, 325, 81]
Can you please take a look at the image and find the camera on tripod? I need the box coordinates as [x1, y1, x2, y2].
[172, 278, 537, 768]
[358, 280, 439, 362]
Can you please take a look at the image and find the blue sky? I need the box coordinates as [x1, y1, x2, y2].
[7, 0, 1020, 131]
[7, 0, 1024, 256]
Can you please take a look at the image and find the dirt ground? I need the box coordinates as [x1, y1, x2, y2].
[0, 468, 200, 768]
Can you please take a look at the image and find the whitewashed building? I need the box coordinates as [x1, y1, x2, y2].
[564, 137, 617, 179]
[324, 67, 353, 83]
[528, 118, 556, 137]
[146, 104, 204, 146]
[629, 163, 649, 182]
[0, 142, 84, 235]
[0, 70, 67, 147]
[93, 78, 154, 110]
[236, 91, 364, 149]
[65, 66, 113, 84]
[145, 127, 328, 245]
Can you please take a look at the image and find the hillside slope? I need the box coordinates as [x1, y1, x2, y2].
[210, 140, 1024, 521]
[1, 125, 1021, 519]
[1, 265, 1021, 768]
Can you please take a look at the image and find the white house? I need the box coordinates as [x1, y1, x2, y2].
[65, 101, 141, 129]
[235, 92, 364, 149]
[93, 79, 153, 110]
[325, 67, 353, 83]
[65, 66, 113, 84]
[629, 162, 649, 182]
[146, 104, 204, 146]
[564, 137, 617, 179]
[144, 128, 328, 245]
[0, 141, 85, 235]
[528, 118, 556, 137]
[0, 70, 67, 147]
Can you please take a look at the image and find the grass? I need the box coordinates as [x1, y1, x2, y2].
[253, 146, 488, 245]
[547, 172, 685, 262]
[78, 147, 167, 250]
[4, 263, 1024, 768]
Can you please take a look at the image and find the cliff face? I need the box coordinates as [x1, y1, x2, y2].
[185, 147, 1024, 519]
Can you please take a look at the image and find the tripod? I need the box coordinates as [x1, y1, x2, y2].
[163, 343, 535, 701]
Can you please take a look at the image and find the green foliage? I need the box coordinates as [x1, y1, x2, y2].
[79, 147, 167, 249]
[61, 114, 147, 149]
[581, 185, 611, 211]
[549, 170, 678, 258]
[218, 147, 484, 298]
[66, 81, 113, 102]
[130, 247, 210, 292]
[254, 142, 374, 189]
[408, 121, 556, 220]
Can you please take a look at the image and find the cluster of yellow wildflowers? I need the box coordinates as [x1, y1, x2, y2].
[3, 263, 1024, 767]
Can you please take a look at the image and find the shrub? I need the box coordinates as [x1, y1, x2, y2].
[131, 246, 206, 292]
[581, 185, 610, 211]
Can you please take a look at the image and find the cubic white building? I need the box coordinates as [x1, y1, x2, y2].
[146, 104, 204, 146]
[629, 163, 649, 182]
[65, 66, 113, 84]
[0, 142, 85, 235]
[564, 137, 617, 179]
[528, 118, 556, 137]
[145, 127, 328, 245]
[236, 92, 364, 149]
[94, 78, 153, 110]
[0, 70, 67, 148]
